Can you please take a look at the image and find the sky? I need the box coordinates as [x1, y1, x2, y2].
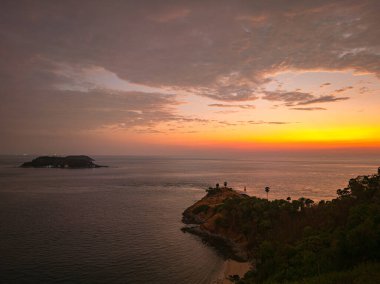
[1, 0, 379, 155]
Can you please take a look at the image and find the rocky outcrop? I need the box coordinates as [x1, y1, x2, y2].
[182, 186, 249, 260]
[183, 170, 380, 283]
[20, 155, 107, 168]
[182, 187, 245, 224]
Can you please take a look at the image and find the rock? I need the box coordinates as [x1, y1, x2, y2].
[182, 186, 246, 224]
[182, 186, 249, 260]
[20, 155, 107, 168]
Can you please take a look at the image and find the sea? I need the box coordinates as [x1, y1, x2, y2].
[1, 153, 379, 283]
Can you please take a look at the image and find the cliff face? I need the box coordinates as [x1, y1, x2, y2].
[20, 155, 106, 168]
[183, 187, 244, 223]
[182, 187, 250, 258]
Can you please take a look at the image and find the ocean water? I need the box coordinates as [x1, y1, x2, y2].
[1, 154, 379, 283]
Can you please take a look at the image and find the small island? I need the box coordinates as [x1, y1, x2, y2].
[20, 155, 107, 169]
[183, 169, 380, 283]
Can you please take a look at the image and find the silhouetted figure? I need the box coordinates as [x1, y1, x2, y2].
[265, 186, 270, 200]
[286, 196, 291, 202]
[244, 186, 246, 192]
[224, 181, 228, 187]
[216, 183, 220, 189]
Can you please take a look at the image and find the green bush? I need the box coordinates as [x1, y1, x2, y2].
[193, 204, 210, 214]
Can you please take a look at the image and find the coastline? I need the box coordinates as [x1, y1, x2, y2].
[181, 225, 248, 261]
[212, 260, 251, 284]
[182, 186, 253, 283]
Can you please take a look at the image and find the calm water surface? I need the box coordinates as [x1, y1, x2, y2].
[1, 154, 379, 283]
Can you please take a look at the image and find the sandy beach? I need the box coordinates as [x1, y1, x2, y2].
[213, 260, 251, 283]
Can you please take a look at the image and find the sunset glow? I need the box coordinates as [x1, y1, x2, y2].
[1, 1, 379, 155]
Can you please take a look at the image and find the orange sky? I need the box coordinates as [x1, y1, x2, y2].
[93, 69, 380, 153]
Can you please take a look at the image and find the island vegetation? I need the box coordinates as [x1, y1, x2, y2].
[182, 168, 380, 283]
[20, 155, 106, 169]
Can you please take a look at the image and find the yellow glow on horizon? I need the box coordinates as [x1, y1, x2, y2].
[101, 123, 380, 151]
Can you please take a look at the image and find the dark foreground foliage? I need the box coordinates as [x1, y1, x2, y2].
[214, 173, 380, 283]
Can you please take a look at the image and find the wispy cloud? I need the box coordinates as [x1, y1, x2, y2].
[238, 120, 294, 125]
[208, 103, 256, 109]
[320, 82, 331, 87]
[291, 107, 327, 111]
[334, 86, 354, 93]
[214, 110, 239, 114]
[148, 7, 190, 23]
[298, 95, 350, 105]
[262, 91, 350, 106]
[262, 91, 314, 106]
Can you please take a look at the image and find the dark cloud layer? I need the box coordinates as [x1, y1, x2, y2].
[1, 0, 379, 99]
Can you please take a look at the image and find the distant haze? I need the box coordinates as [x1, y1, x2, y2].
[1, 1, 379, 155]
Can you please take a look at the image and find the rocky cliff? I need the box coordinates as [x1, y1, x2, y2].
[182, 186, 250, 260]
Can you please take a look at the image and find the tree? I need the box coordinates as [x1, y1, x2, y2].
[305, 198, 315, 207]
[265, 186, 270, 200]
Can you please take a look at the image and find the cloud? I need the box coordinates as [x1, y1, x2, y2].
[359, 86, 370, 94]
[0, 88, 181, 132]
[291, 107, 327, 111]
[262, 91, 314, 106]
[214, 110, 239, 114]
[320, 82, 331, 87]
[149, 7, 191, 23]
[192, 85, 260, 101]
[262, 90, 350, 106]
[0, 0, 379, 153]
[334, 86, 354, 93]
[208, 103, 256, 109]
[298, 95, 350, 105]
[1, 0, 378, 103]
[239, 120, 293, 125]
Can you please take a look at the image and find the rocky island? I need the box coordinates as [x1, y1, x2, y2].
[183, 169, 380, 283]
[20, 155, 106, 168]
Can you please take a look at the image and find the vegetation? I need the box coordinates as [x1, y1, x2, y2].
[200, 173, 380, 283]
[206, 184, 233, 196]
[265, 187, 270, 200]
[281, 262, 380, 284]
[206, 186, 222, 196]
[20, 155, 106, 168]
[192, 204, 210, 214]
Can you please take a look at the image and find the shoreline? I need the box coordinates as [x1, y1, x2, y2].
[181, 225, 248, 261]
[212, 260, 251, 284]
